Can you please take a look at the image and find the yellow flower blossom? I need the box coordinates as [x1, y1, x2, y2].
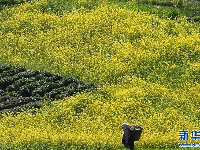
[0, 1, 199, 149]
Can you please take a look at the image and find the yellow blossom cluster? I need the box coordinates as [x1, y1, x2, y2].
[0, 0, 199, 149]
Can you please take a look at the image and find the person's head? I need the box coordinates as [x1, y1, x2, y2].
[121, 123, 129, 130]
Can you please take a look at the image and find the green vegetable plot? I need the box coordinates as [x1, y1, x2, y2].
[0, 64, 95, 112]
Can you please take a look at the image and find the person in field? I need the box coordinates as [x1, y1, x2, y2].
[122, 123, 135, 150]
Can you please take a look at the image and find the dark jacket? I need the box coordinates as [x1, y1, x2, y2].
[122, 128, 130, 144]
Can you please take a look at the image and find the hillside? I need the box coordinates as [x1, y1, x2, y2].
[0, 0, 199, 149]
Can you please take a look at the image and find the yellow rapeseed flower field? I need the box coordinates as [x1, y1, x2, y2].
[0, 0, 199, 149]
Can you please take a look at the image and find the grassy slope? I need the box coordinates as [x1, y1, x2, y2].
[111, 0, 200, 22]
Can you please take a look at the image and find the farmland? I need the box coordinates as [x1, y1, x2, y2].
[0, 64, 94, 113]
[0, 0, 200, 149]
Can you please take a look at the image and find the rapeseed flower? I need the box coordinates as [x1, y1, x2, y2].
[0, 1, 199, 149]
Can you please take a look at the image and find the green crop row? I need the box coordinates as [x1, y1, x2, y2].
[0, 64, 95, 113]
